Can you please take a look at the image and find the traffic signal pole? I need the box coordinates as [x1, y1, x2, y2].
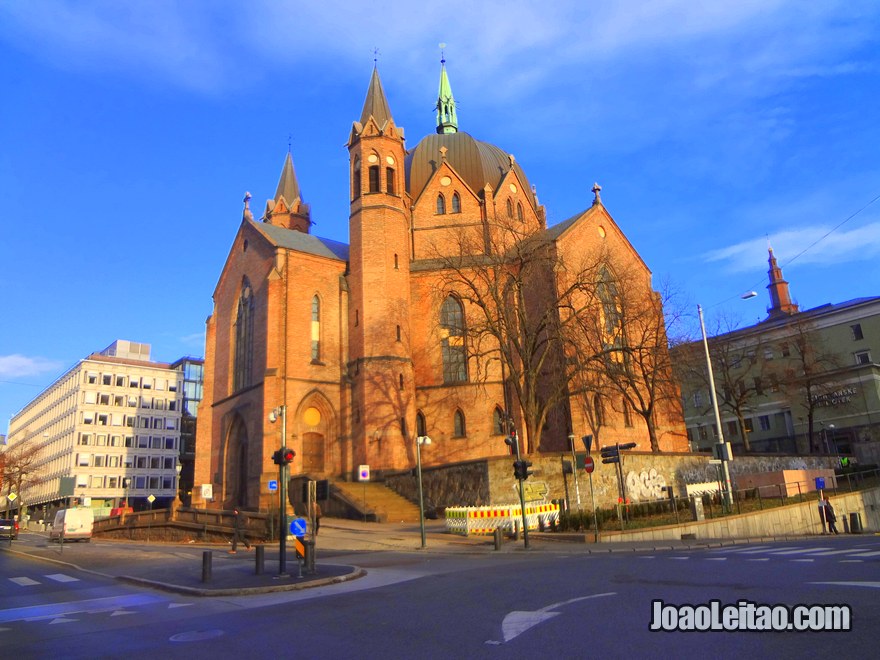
[279, 406, 288, 576]
[505, 429, 530, 549]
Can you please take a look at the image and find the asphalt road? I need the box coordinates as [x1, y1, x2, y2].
[2, 536, 878, 658]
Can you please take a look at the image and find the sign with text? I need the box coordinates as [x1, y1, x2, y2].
[201, 484, 214, 500]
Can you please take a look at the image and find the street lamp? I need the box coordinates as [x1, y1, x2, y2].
[175, 462, 183, 504]
[416, 435, 431, 549]
[269, 405, 289, 576]
[698, 304, 734, 511]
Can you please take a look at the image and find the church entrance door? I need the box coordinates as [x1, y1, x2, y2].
[302, 432, 324, 473]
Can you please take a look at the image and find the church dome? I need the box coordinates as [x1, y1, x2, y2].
[405, 131, 535, 206]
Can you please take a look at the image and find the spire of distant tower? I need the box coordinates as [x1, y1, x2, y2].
[765, 246, 799, 320]
[359, 65, 393, 129]
[436, 46, 458, 134]
[274, 151, 301, 206]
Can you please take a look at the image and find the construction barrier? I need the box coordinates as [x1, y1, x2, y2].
[444, 503, 560, 536]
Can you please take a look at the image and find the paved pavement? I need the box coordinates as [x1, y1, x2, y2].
[0, 517, 829, 597]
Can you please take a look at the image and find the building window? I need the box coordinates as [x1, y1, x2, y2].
[386, 168, 395, 195]
[368, 165, 380, 193]
[855, 350, 871, 365]
[451, 192, 461, 213]
[352, 158, 361, 199]
[440, 296, 467, 383]
[234, 279, 255, 391]
[416, 411, 426, 437]
[744, 418, 754, 432]
[698, 426, 707, 441]
[763, 348, 774, 360]
[759, 415, 771, 431]
[506, 198, 513, 217]
[311, 295, 321, 362]
[517, 202, 524, 222]
[396, 325, 401, 341]
[726, 421, 739, 437]
[780, 342, 790, 357]
[436, 194, 446, 214]
[692, 391, 703, 408]
[394, 253, 399, 270]
[622, 398, 633, 427]
[851, 324, 864, 341]
[453, 410, 466, 437]
[492, 407, 505, 435]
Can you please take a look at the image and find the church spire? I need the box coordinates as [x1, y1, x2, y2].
[765, 246, 799, 320]
[435, 51, 458, 134]
[359, 66, 393, 128]
[274, 151, 301, 206]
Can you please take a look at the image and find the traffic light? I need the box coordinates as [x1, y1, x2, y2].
[840, 456, 850, 468]
[600, 445, 620, 464]
[513, 459, 534, 480]
[273, 448, 296, 466]
[504, 430, 518, 452]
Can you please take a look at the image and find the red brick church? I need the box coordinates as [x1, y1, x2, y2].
[193, 61, 686, 510]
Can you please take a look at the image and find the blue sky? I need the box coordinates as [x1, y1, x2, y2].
[2, 0, 879, 433]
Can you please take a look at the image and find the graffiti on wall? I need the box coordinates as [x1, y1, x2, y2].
[625, 468, 668, 501]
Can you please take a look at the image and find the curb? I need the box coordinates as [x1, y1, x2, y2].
[116, 566, 367, 597]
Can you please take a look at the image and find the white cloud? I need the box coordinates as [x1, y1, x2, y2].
[704, 221, 880, 274]
[180, 332, 206, 348]
[0, 355, 64, 379]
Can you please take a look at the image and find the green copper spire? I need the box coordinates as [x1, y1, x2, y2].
[436, 53, 458, 134]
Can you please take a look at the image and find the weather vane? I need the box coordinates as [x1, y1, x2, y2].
[373, 47, 380, 64]
[439, 42, 446, 64]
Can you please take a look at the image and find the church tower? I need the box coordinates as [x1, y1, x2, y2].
[264, 151, 311, 232]
[766, 246, 799, 320]
[347, 67, 415, 471]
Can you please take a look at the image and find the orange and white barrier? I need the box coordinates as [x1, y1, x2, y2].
[444, 503, 560, 536]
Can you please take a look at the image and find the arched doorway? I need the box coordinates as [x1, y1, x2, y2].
[296, 393, 336, 475]
[224, 413, 249, 508]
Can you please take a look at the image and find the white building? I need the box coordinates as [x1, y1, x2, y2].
[4, 340, 189, 514]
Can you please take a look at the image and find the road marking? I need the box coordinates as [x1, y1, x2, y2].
[9, 577, 39, 586]
[498, 592, 616, 643]
[669, 556, 689, 560]
[791, 559, 814, 563]
[49, 617, 77, 625]
[168, 603, 194, 609]
[746, 558, 770, 562]
[810, 549, 865, 556]
[704, 557, 727, 561]
[840, 560, 863, 563]
[810, 581, 880, 589]
[45, 574, 79, 583]
[849, 551, 880, 557]
[713, 546, 773, 554]
[767, 547, 829, 555]
[110, 610, 136, 617]
[0, 594, 166, 624]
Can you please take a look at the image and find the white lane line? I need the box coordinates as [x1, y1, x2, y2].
[669, 557, 690, 560]
[746, 558, 770, 562]
[766, 547, 830, 555]
[791, 559, 815, 563]
[840, 560, 864, 563]
[810, 549, 866, 557]
[849, 551, 880, 557]
[705, 557, 727, 561]
[712, 546, 773, 554]
[9, 577, 40, 586]
[45, 574, 80, 583]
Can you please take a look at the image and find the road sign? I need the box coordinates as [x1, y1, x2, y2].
[7, 492, 17, 502]
[358, 464, 370, 482]
[290, 517, 307, 536]
[268, 479, 278, 492]
[583, 456, 595, 474]
[708, 459, 722, 465]
[815, 477, 826, 490]
[201, 484, 213, 500]
[147, 494, 156, 503]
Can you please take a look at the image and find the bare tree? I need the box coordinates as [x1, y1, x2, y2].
[1, 441, 44, 519]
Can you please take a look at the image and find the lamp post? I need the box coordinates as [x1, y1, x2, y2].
[416, 435, 431, 549]
[269, 405, 289, 576]
[567, 434, 582, 510]
[698, 304, 734, 511]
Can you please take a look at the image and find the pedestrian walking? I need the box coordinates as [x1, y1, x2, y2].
[230, 508, 252, 553]
[824, 497, 839, 535]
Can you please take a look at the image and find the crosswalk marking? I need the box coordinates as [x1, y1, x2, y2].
[45, 574, 79, 583]
[9, 577, 39, 586]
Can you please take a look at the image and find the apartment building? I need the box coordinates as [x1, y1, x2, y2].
[4, 340, 202, 514]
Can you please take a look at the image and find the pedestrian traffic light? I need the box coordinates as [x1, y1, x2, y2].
[600, 445, 620, 464]
[839, 456, 850, 468]
[273, 448, 296, 466]
[504, 430, 518, 451]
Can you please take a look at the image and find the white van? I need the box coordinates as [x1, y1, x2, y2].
[49, 508, 94, 542]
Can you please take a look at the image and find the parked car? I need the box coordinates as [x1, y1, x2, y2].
[0, 518, 19, 540]
[48, 508, 94, 542]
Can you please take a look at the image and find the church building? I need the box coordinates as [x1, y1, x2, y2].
[193, 61, 686, 510]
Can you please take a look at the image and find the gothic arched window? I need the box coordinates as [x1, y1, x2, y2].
[436, 193, 446, 215]
[453, 410, 466, 437]
[440, 295, 467, 383]
[386, 168, 395, 195]
[506, 198, 513, 217]
[598, 267, 622, 347]
[492, 406, 505, 435]
[234, 279, 255, 391]
[311, 295, 321, 362]
[451, 192, 461, 213]
[416, 411, 427, 437]
[517, 202, 524, 221]
[352, 157, 361, 200]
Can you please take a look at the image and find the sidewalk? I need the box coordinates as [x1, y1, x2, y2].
[0, 517, 793, 597]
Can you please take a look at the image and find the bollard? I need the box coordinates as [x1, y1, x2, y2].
[255, 545, 265, 574]
[304, 539, 316, 575]
[493, 527, 503, 551]
[202, 551, 212, 583]
[513, 519, 520, 541]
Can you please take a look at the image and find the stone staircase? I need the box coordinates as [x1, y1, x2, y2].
[331, 480, 422, 523]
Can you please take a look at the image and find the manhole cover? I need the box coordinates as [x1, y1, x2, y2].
[170, 630, 225, 642]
